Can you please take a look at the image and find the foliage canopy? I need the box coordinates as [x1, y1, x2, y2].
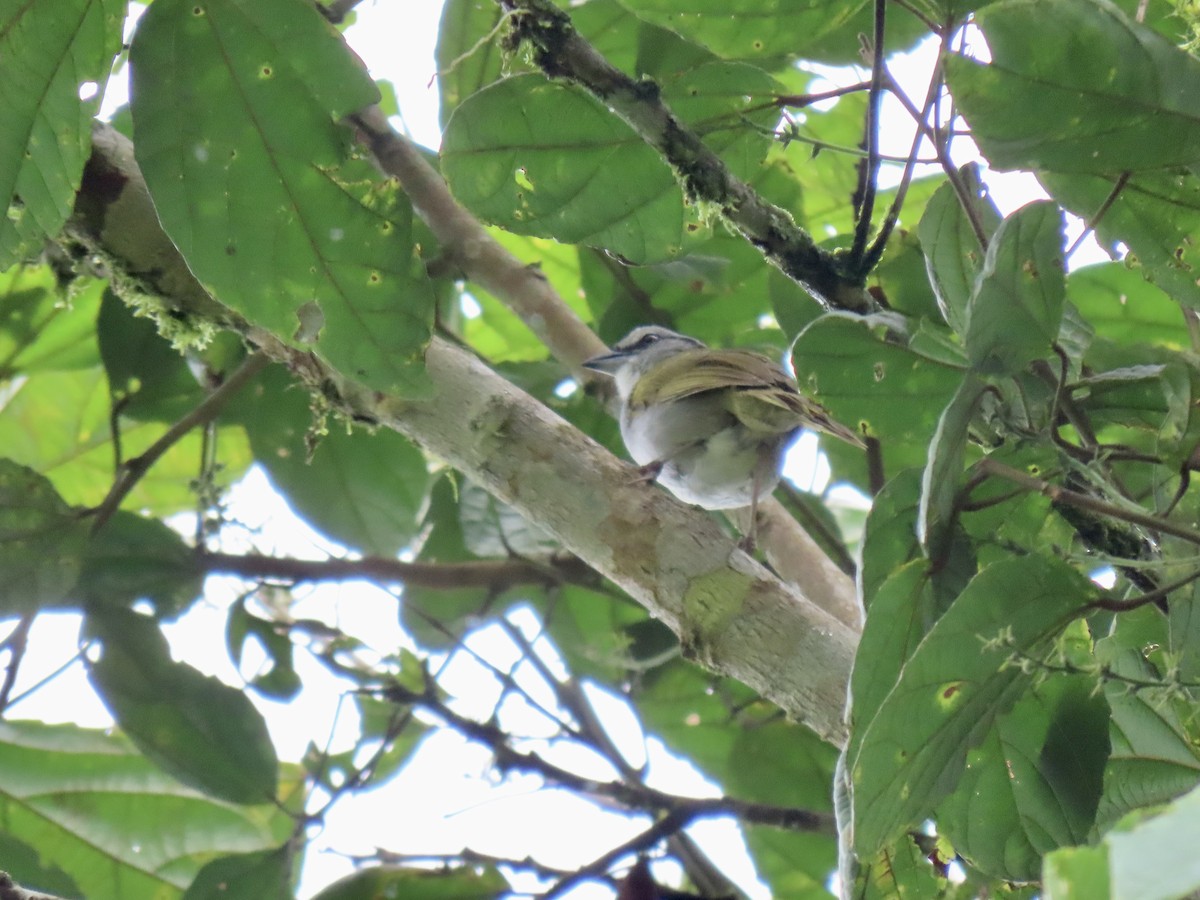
[3, 0, 1200, 897]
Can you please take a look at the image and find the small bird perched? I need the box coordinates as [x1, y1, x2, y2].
[583, 326, 862, 542]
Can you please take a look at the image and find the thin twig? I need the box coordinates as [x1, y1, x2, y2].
[881, 54, 990, 251]
[772, 81, 872, 108]
[0, 614, 35, 714]
[90, 353, 270, 534]
[1064, 172, 1130, 259]
[201, 550, 599, 592]
[973, 459, 1200, 546]
[540, 810, 691, 899]
[1086, 566, 1200, 613]
[848, 0, 888, 275]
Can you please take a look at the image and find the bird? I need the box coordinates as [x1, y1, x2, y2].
[583, 325, 863, 545]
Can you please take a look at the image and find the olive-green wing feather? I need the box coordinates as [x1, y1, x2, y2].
[633, 349, 864, 446]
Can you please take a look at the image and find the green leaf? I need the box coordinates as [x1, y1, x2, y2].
[181, 847, 293, 900]
[857, 468, 921, 603]
[310, 865, 509, 899]
[226, 598, 302, 701]
[937, 663, 1109, 881]
[0, 265, 104, 376]
[459, 479, 559, 557]
[918, 374, 985, 559]
[0, 366, 252, 515]
[847, 560, 937, 760]
[0, 0, 123, 267]
[0, 830, 81, 897]
[1068, 262, 1191, 350]
[1042, 168, 1200, 311]
[0, 720, 291, 900]
[917, 168, 1001, 335]
[441, 74, 685, 264]
[130, 0, 434, 395]
[80, 511, 203, 619]
[435, 0, 505, 128]
[0, 459, 88, 614]
[850, 555, 1089, 853]
[1101, 781, 1200, 900]
[658, 61, 780, 180]
[87, 606, 279, 805]
[947, 0, 1200, 174]
[98, 289, 206, 421]
[1092, 647, 1200, 831]
[1043, 843, 1113, 900]
[963, 201, 1065, 374]
[617, 0, 926, 66]
[850, 833, 947, 900]
[237, 365, 433, 556]
[791, 314, 963, 479]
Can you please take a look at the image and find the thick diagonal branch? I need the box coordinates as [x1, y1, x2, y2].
[73, 122, 858, 745]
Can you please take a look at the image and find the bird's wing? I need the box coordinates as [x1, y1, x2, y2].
[638, 349, 865, 447]
[636, 349, 791, 400]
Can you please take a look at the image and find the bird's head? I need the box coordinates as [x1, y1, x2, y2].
[582, 326, 704, 399]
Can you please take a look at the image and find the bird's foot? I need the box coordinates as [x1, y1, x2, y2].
[630, 460, 664, 486]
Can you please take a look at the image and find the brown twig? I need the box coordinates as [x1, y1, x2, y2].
[497, 0, 876, 313]
[0, 615, 35, 714]
[200, 550, 598, 592]
[847, 0, 888, 275]
[972, 458, 1200, 546]
[89, 353, 270, 534]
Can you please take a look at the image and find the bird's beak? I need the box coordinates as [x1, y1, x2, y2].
[581, 349, 627, 374]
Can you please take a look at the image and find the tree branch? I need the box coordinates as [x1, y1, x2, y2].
[498, 0, 877, 314]
[199, 550, 598, 592]
[73, 121, 859, 745]
[348, 111, 861, 630]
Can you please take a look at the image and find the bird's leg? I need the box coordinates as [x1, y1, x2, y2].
[737, 472, 763, 554]
[631, 459, 665, 485]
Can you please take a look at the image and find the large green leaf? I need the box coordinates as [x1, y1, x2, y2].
[79, 511, 204, 619]
[0, 265, 104, 376]
[0, 366, 252, 515]
[1092, 644, 1200, 832]
[1042, 168, 1200, 310]
[435, 0, 506, 128]
[130, 0, 434, 395]
[947, 0, 1200, 174]
[0, 720, 292, 900]
[617, 0, 926, 65]
[1046, 781, 1200, 900]
[86, 606, 279, 805]
[1068, 261, 1191, 350]
[98, 290, 206, 422]
[791, 314, 963, 478]
[0, 459, 88, 615]
[850, 555, 1089, 853]
[937, 655, 1109, 881]
[0, 0, 123, 267]
[963, 201, 1065, 375]
[236, 365, 433, 556]
[180, 847, 294, 900]
[917, 168, 1001, 336]
[441, 74, 685, 264]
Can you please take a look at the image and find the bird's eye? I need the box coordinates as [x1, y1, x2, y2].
[636, 333, 660, 349]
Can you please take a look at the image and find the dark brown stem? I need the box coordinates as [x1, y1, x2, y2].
[0, 615, 35, 714]
[848, 0, 888, 274]
[200, 550, 598, 592]
[974, 459, 1200, 546]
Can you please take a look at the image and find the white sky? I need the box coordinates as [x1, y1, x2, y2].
[9, 2, 1108, 898]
